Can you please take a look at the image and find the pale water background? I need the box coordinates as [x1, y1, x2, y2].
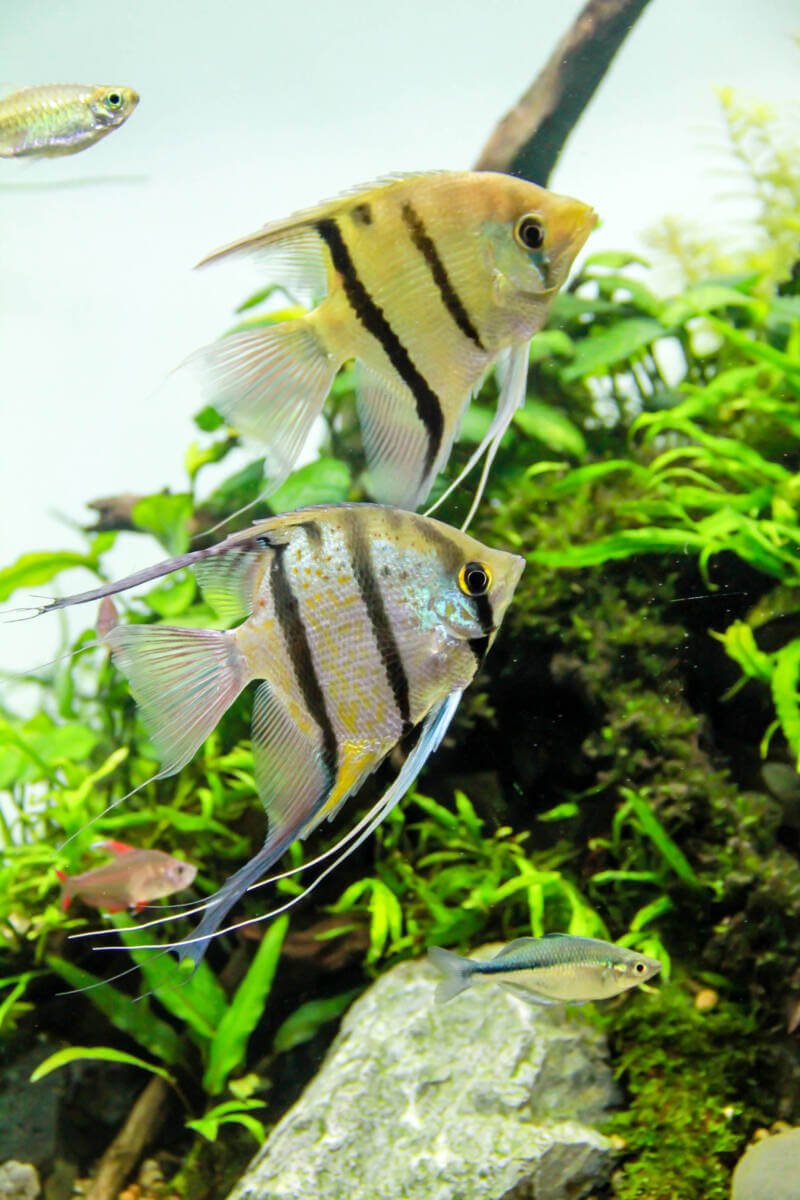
[0, 0, 797, 673]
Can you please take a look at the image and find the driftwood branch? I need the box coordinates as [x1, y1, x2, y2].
[86, 1075, 171, 1200]
[474, 0, 652, 184]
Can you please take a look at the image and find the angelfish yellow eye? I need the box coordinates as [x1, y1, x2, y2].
[458, 561, 492, 597]
[515, 214, 545, 251]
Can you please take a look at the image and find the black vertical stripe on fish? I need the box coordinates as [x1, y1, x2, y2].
[270, 547, 338, 786]
[343, 514, 413, 738]
[468, 591, 494, 667]
[315, 217, 444, 481]
[400, 201, 485, 352]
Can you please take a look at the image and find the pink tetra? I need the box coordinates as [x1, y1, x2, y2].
[55, 841, 197, 913]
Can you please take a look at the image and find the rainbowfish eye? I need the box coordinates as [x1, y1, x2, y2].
[516, 215, 545, 251]
[458, 561, 492, 597]
[634, 961, 647, 975]
[105, 91, 123, 110]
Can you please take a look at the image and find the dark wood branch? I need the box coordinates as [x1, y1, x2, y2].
[474, 0, 652, 184]
[85, 1075, 171, 1200]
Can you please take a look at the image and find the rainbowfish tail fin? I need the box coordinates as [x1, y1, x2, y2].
[185, 318, 338, 494]
[428, 945, 473, 1003]
[103, 625, 250, 775]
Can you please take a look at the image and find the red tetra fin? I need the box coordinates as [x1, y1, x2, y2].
[55, 870, 71, 911]
[95, 840, 135, 855]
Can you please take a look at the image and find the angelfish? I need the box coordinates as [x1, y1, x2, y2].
[36, 504, 524, 967]
[428, 935, 662, 1005]
[56, 841, 197, 913]
[189, 171, 596, 521]
[0, 85, 139, 159]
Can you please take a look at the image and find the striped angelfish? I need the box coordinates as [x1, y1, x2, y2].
[37, 504, 524, 968]
[188, 171, 596, 522]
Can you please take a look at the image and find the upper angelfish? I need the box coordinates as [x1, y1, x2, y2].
[188, 171, 596, 519]
[35, 504, 524, 968]
[0, 84, 139, 159]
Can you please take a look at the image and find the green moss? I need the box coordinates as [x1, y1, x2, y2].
[600, 983, 763, 1200]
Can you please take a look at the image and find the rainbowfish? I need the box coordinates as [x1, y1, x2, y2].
[0, 85, 138, 159]
[35, 504, 523, 968]
[189, 171, 596, 522]
[56, 840, 196, 913]
[428, 935, 662, 1004]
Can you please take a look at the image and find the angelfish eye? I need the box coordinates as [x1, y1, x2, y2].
[516, 215, 545, 251]
[105, 91, 123, 109]
[458, 561, 492, 597]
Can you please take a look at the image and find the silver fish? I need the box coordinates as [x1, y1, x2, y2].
[36, 504, 524, 967]
[56, 841, 197, 912]
[0, 84, 139, 159]
[428, 935, 662, 1004]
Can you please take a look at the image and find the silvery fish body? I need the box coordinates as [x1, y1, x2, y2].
[428, 935, 662, 1004]
[56, 840, 196, 912]
[189, 171, 596, 514]
[0, 84, 138, 158]
[39, 504, 524, 966]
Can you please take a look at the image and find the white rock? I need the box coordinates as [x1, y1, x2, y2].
[731, 1129, 800, 1200]
[229, 947, 620, 1200]
[0, 1162, 40, 1200]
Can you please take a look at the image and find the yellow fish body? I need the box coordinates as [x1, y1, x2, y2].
[191, 171, 596, 513]
[0, 84, 139, 158]
[40, 504, 524, 966]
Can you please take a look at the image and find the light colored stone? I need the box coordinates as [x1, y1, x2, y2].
[731, 1129, 800, 1200]
[0, 1162, 40, 1200]
[230, 947, 620, 1200]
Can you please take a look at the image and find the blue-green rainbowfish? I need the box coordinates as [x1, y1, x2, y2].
[36, 504, 523, 968]
[0, 84, 138, 158]
[190, 171, 596, 518]
[428, 935, 662, 1004]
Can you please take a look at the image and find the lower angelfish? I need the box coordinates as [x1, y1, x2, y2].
[33, 504, 524, 969]
[428, 935, 662, 1005]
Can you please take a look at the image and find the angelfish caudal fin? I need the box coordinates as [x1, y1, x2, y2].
[185, 318, 338, 490]
[427, 946, 474, 1003]
[103, 625, 250, 775]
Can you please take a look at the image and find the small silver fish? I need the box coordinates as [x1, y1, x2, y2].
[428, 935, 662, 1004]
[55, 841, 197, 913]
[35, 504, 524, 967]
[0, 84, 139, 159]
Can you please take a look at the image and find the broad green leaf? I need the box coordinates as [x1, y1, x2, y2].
[132, 493, 193, 555]
[771, 640, 800, 768]
[194, 405, 225, 433]
[561, 319, 665, 381]
[583, 250, 650, 270]
[273, 989, 360, 1054]
[0, 551, 100, 602]
[528, 330, 574, 362]
[269, 458, 351, 512]
[187, 1099, 267, 1142]
[236, 283, 291, 313]
[144, 573, 197, 618]
[514, 403, 586, 459]
[46, 957, 184, 1066]
[185, 438, 236, 482]
[202, 915, 288, 1095]
[30, 1045, 174, 1086]
[530, 528, 706, 568]
[715, 621, 773, 684]
[203, 459, 265, 517]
